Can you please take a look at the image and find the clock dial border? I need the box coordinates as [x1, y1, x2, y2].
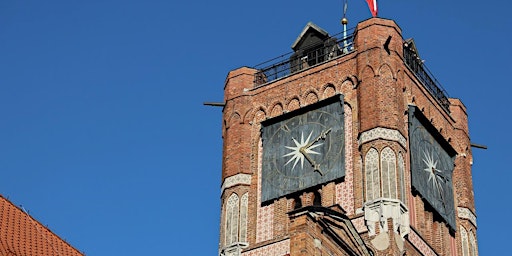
[260, 95, 345, 203]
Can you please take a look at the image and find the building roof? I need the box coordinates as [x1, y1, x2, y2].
[291, 22, 330, 51]
[0, 195, 83, 256]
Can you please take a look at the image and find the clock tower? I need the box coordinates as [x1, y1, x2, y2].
[218, 18, 478, 256]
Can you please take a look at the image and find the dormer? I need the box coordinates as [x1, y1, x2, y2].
[291, 22, 331, 51]
[290, 22, 341, 72]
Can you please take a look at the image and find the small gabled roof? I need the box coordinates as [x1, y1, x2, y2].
[291, 22, 330, 51]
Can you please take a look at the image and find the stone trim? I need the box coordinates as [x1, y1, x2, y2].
[408, 229, 438, 256]
[363, 198, 410, 237]
[220, 242, 249, 256]
[359, 127, 407, 148]
[457, 207, 477, 227]
[222, 174, 252, 193]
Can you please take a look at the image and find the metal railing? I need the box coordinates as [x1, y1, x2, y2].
[403, 46, 451, 112]
[253, 29, 355, 86]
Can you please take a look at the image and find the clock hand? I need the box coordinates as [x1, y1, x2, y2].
[299, 147, 323, 175]
[430, 167, 449, 210]
[304, 128, 332, 150]
[298, 128, 331, 175]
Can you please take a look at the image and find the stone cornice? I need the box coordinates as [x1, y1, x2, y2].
[221, 174, 252, 194]
[359, 127, 407, 148]
[457, 207, 477, 227]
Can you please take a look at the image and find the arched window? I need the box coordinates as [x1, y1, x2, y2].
[381, 147, 397, 199]
[365, 148, 380, 201]
[225, 193, 239, 245]
[460, 226, 469, 256]
[224, 192, 249, 246]
[239, 193, 249, 243]
[469, 230, 478, 256]
[398, 153, 406, 204]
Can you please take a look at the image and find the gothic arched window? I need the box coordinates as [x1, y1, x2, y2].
[460, 225, 469, 256]
[381, 147, 397, 199]
[469, 230, 478, 256]
[239, 193, 249, 243]
[398, 153, 406, 204]
[224, 192, 249, 246]
[365, 148, 380, 201]
[225, 193, 239, 245]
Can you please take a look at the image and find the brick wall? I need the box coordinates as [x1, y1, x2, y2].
[219, 17, 477, 256]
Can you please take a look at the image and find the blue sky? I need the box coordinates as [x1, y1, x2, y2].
[0, 0, 508, 255]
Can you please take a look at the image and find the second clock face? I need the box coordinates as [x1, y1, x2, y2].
[261, 95, 345, 203]
[409, 106, 456, 231]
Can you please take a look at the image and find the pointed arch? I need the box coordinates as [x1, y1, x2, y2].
[250, 107, 267, 123]
[304, 90, 319, 105]
[378, 63, 396, 80]
[460, 225, 469, 256]
[365, 148, 380, 201]
[361, 65, 376, 79]
[226, 112, 241, 128]
[322, 83, 336, 98]
[469, 230, 478, 256]
[270, 102, 284, 118]
[286, 97, 301, 112]
[225, 193, 240, 245]
[398, 152, 406, 204]
[239, 193, 249, 243]
[381, 147, 397, 199]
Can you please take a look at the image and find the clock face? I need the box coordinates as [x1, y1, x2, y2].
[261, 95, 345, 203]
[409, 106, 456, 231]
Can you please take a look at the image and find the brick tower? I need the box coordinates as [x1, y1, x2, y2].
[218, 17, 478, 256]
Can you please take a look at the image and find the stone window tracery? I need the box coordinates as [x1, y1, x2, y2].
[365, 148, 380, 201]
[381, 147, 397, 199]
[398, 153, 406, 204]
[225, 193, 239, 246]
[239, 193, 249, 243]
[224, 192, 250, 247]
[460, 225, 469, 256]
[469, 230, 477, 256]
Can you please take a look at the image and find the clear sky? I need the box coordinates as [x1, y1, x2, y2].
[0, 0, 507, 255]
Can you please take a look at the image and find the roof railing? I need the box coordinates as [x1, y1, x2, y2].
[253, 29, 355, 87]
[403, 45, 451, 112]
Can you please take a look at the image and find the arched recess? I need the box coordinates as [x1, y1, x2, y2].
[226, 112, 241, 129]
[286, 97, 301, 112]
[381, 147, 397, 199]
[249, 107, 267, 124]
[365, 148, 380, 201]
[322, 83, 336, 98]
[378, 63, 396, 80]
[270, 103, 283, 118]
[361, 65, 376, 80]
[304, 90, 319, 105]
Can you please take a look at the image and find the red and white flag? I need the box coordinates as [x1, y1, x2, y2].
[365, 0, 378, 17]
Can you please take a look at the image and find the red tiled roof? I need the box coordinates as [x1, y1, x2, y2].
[0, 195, 83, 256]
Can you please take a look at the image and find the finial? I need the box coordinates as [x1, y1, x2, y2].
[341, 0, 348, 25]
